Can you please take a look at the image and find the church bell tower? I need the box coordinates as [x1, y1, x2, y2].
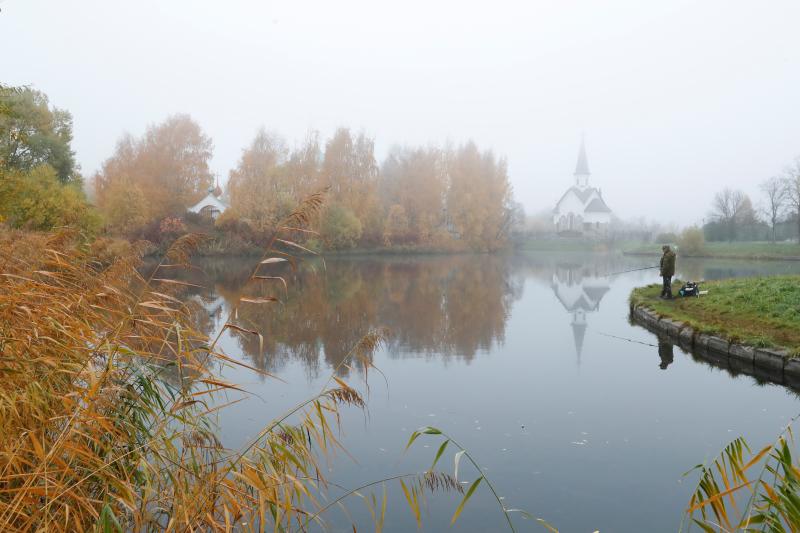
[574, 136, 590, 189]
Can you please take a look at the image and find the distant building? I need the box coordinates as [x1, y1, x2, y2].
[188, 182, 229, 221]
[552, 138, 612, 236]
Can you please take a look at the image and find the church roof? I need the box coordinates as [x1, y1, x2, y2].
[552, 291, 597, 313]
[189, 191, 229, 213]
[552, 186, 599, 213]
[574, 137, 590, 176]
[583, 285, 610, 303]
[584, 197, 612, 213]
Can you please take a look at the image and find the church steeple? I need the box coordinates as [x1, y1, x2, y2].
[574, 135, 590, 188]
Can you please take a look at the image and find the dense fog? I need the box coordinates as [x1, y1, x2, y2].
[2, 0, 800, 225]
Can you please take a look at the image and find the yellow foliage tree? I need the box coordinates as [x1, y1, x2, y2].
[0, 165, 99, 232]
[94, 114, 213, 230]
[445, 142, 512, 250]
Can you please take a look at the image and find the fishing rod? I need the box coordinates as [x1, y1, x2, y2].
[605, 265, 659, 277]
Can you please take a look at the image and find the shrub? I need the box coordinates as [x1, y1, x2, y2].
[320, 205, 362, 249]
[678, 226, 705, 255]
[98, 178, 149, 233]
[656, 232, 678, 244]
[159, 216, 186, 236]
[0, 165, 100, 234]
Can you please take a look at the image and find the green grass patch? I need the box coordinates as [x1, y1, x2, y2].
[624, 241, 800, 260]
[630, 275, 800, 354]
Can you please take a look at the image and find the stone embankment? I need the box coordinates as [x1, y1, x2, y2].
[630, 302, 800, 388]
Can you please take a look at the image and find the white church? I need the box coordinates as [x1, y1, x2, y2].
[188, 182, 229, 222]
[552, 138, 612, 236]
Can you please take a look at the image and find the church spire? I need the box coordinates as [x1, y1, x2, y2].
[574, 135, 590, 187]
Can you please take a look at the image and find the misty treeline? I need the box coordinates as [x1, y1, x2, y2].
[706, 161, 800, 243]
[93, 118, 515, 251]
[1, 83, 515, 251]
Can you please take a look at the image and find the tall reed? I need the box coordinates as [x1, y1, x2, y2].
[682, 413, 800, 532]
[0, 193, 494, 532]
[0, 194, 372, 531]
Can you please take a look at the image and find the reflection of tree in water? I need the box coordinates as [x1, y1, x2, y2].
[378, 256, 521, 360]
[179, 255, 522, 376]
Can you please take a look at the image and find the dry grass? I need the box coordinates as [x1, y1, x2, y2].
[0, 189, 516, 532]
[0, 193, 389, 532]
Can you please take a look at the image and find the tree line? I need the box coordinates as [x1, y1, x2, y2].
[1, 84, 515, 251]
[94, 119, 515, 251]
[706, 162, 800, 243]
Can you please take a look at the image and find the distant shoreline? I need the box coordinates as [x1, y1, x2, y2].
[623, 251, 800, 262]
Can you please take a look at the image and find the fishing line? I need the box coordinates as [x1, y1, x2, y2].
[605, 265, 659, 277]
[595, 330, 659, 347]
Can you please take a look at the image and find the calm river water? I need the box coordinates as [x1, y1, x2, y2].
[181, 252, 800, 532]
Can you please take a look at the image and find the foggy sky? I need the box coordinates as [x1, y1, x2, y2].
[2, 0, 800, 225]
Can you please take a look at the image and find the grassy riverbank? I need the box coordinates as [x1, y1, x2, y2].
[625, 241, 800, 261]
[630, 275, 800, 354]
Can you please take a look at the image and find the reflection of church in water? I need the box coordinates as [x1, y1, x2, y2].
[551, 265, 610, 364]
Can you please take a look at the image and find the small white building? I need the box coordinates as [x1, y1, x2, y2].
[188, 184, 229, 221]
[553, 138, 612, 235]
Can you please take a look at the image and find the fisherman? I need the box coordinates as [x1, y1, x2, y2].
[659, 245, 676, 299]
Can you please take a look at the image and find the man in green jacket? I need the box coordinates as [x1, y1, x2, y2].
[660, 245, 676, 299]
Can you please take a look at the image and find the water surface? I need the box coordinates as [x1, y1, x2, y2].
[182, 252, 800, 532]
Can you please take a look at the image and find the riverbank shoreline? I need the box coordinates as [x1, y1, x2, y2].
[629, 303, 800, 388]
[629, 276, 800, 387]
[623, 251, 800, 262]
[623, 241, 800, 262]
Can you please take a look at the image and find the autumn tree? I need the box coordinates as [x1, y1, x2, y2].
[379, 146, 446, 243]
[94, 114, 213, 230]
[228, 129, 289, 231]
[445, 141, 512, 250]
[100, 177, 149, 232]
[382, 204, 410, 245]
[284, 130, 322, 199]
[319, 204, 362, 249]
[0, 86, 78, 183]
[320, 128, 381, 244]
